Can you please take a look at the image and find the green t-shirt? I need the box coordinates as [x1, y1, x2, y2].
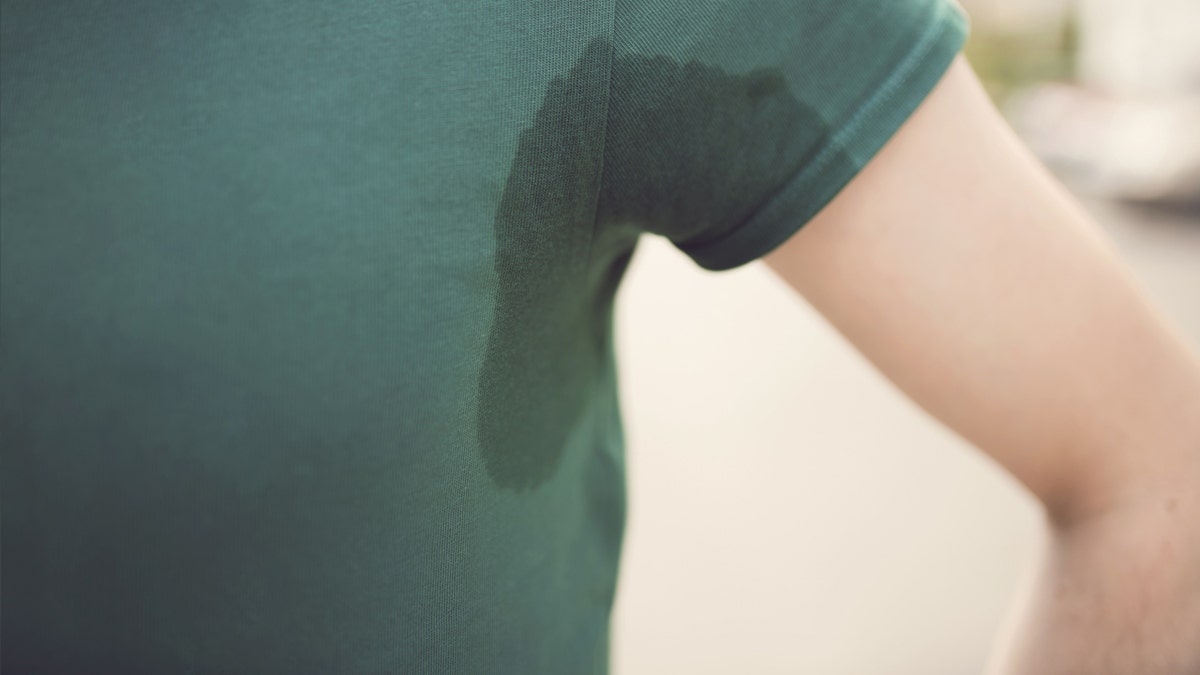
[1, 1, 968, 672]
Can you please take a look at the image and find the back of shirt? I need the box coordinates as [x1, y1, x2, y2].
[0, 1, 966, 672]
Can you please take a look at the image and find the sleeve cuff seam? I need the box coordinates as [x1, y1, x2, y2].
[679, 6, 970, 271]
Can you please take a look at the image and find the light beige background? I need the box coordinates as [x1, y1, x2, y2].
[610, 198, 1200, 673]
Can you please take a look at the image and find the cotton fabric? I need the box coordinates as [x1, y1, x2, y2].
[1, 1, 967, 671]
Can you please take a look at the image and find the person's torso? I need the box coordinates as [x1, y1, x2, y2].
[1, 3, 629, 672]
[2, 0, 972, 670]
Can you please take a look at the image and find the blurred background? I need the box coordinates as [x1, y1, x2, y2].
[611, 1, 1200, 673]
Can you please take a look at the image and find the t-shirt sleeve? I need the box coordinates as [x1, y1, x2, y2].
[599, 0, 970, 270]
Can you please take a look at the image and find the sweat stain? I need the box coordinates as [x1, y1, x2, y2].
[478, 36, 842, 490]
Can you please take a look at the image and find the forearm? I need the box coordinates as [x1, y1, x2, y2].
[988, 485, 1200, 675]
[987, 327, 1200, 674]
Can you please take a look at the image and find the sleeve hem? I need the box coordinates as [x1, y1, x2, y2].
[678, 6, 970, 271]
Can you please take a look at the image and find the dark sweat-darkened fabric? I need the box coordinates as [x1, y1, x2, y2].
[1, 1, 968, 672]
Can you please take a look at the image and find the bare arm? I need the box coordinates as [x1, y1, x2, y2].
[763, 56, 1200, 673]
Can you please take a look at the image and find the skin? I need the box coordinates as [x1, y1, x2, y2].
[763, 56, 1200, 673]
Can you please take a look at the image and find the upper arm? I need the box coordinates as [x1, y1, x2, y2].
[763, 56, 1200, 526]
